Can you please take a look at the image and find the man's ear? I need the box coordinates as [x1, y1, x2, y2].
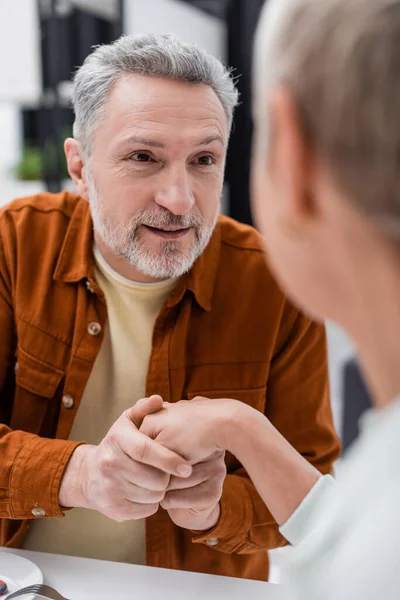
[269, 86, 317, 228]
[64, 138, 89, 200]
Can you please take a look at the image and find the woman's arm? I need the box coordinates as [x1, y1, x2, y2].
[223, 401, 321, 525]
[140, 396, 322, 527]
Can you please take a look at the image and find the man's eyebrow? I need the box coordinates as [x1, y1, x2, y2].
[118, 135, 166, 148]
[117, 134, 224, 149]
[197, 135, 225, 146]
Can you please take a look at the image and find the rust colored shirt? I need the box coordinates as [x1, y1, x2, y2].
[0, 192, 340, 581]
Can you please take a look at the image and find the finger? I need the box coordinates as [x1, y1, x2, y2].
[167, 459, 226, 491]
[161, 478, 223, 510]
[120, 462, 170, 492]
[124, 483, 166, 505]
[205, 450, 226, 461]
[119, 426, 193, 478]
[126, 395, 164, 428]
[100, 436, 171, 492]
[139, 413, 163, 440]
[106, 501, 160, 522]
[111, 455, 171, 492]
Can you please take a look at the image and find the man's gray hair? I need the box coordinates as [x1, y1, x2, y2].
[254, 0, 400, 238]
[72, 33, 239, 157]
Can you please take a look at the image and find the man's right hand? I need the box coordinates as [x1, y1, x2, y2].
[58, 395, 192, 522]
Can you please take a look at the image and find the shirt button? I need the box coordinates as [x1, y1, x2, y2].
[32, 506, 46, 518]
[62, 394, 74, 409]
[88, 322, 102, 336]
[85, 279, 95, 293]
[206, 538, 220, 547]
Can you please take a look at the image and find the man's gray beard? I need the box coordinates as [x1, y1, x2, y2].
[87, 176, 218, 280]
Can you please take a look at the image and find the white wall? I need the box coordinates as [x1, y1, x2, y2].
[0, 0, 41, 194]
[72, 0, 119, 21]
[124, 0, 226, 62]
[0, 106, 21, 177]
[0, 0, 41, 105]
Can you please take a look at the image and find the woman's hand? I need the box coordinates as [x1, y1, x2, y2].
[139, 396, 240, 464]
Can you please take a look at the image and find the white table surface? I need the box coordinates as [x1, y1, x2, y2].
[1, 549, 288, 599]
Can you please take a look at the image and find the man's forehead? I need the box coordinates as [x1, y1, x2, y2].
[102, 74, 228, 139]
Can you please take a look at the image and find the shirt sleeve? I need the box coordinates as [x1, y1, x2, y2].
[0, 224, 83, 520]
[279, 474, 336, 546]
[0, 430, 83, 519]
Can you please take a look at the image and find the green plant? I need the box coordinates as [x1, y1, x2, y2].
[14, 146, 43, 181]
[13, 127, 71, 181]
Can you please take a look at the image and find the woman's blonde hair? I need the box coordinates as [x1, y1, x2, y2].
[254, 0, 400, 238]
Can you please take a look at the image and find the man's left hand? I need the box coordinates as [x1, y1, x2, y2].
[161, 451, 226, 531]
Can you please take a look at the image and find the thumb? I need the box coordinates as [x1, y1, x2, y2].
[126, 395, 164, 428]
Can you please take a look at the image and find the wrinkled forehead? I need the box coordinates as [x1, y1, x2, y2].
[94, 74, 229, 152]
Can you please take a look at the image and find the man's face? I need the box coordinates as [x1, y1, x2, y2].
[84, 76, 228, 280]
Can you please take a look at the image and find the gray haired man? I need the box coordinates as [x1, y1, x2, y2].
[0, 33, 339, 581]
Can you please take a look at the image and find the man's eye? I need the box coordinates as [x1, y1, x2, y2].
[197, 155, 214, 166]
[130, 152, 152, 162]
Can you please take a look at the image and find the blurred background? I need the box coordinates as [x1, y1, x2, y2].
[0, 0, 368, 575]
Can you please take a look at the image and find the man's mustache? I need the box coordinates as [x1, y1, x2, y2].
[131, 208, 204, 230]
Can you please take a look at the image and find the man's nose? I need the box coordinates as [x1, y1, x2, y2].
[154, 168, 195, 215]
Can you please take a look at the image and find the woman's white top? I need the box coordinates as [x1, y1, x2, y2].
[279, 397, 400, 600]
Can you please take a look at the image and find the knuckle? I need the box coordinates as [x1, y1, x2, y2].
[152, 471, 170, 491]
[105, 429, 119, 447]
[134, 435, 150, 463]
[136, 487, 165, 504]
[152, 489, 166, 503]
[166, 475, 182, 491]
[160, 498, 170, 510]
[139, 503, 160, 518]
[110, 511, 127, 523]
[139, 422, 150, 437]
[211, 482, 224, 500]
[192, 396, 204, 402]
[143, 469, 170, 493]
[98, 451, 117, 475]
[160, 493, 173, 509]
[140, 412, 152, 426]
[215, 462, 227, 478]
[105, 499, 159, 522]
[151, 480, 168, 494]
[103, 502, 127, 522]
[201, 479, 219, 498]
[202, 457, 226, 479]
[210, 450, 225, 462]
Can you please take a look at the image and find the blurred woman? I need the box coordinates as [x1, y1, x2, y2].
[139, 0, 400, 598]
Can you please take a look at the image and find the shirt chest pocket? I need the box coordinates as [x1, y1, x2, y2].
[11, 348, 65, 435]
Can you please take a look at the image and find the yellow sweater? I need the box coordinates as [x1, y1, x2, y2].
[23, 246, 176, 564]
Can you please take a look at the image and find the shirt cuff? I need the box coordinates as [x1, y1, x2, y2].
[279, 474, 336, 546]
[192, 474, 256, 553]
[9, 436, 84, 519]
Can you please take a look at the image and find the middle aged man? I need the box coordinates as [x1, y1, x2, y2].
[0, 33, 340, 581]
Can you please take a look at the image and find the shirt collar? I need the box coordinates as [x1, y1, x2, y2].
[53, 195, 221, 312]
